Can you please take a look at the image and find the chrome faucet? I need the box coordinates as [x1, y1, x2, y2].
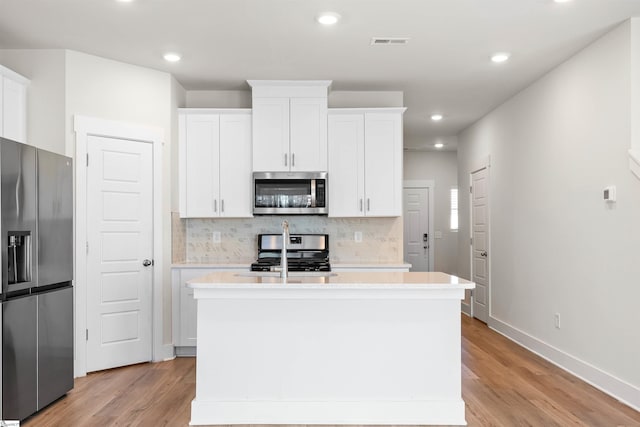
[280, 220, 289, 278]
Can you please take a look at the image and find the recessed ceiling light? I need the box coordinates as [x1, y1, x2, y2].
[554, 0, 572, 3]
[116, 0, 134, 2]
[163, 53, 181, 63]
[317, 12, 341, 25]
[430, 114, 443, 121]
[434, 143, 444, 149]
[491, 52, 511, 63]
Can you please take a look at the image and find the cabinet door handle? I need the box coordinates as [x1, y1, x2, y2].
[284, 153, 288, 167]
[221, 199, 225, 213]
[359, 199, 363, 212]
[367, 198, 371, 211]
[214, 199, 218, 213]
[292, 153, 295, 167]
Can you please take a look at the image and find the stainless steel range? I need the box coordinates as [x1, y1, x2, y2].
[250, 234, 331, 272]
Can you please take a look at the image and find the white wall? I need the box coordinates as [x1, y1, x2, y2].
[184, 90, 404, 109]
[328, 91, 403, 108]
[457, 21, 640, 408]
[65, 50, 175, 349]
[630, 18, 640, 178]
[0, 49, 66, 153]
[403, 150, 458, 274]
[186, 90, 250, 108]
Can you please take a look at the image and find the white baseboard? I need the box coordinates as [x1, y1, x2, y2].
[488, 316, 640, 411]
[190, 399, 466, 426]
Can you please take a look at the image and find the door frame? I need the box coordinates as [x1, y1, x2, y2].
[469, 156, 491, 321]
[74, 115, 165, 377]
[402, 180, 434, 272]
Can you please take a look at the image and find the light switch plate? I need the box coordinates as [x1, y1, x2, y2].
[435, 231, 443, 239]
[212, 231, 221, 244]
[354, 231, 363, 243]
[604, 186, 616, 202]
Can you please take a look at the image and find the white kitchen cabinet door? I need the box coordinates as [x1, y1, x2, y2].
[290, 97, 327, 171]
[328, 113, 365, 217]
[179, 110, 253, 218]
[364, 112, 403, 216]
[182, 114, 221, 217]
[173, 267, 247, 351]
[328, 109, 404, 217]
[0, 66, 29, 143]
[0, 75, 3, 139]
[219, 113, 252, 217]
[252, 97, 290, 172]
[179, 284, 198, 347]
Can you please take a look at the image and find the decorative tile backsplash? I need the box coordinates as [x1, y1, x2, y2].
[172, 214, 403, 264]
[171, 212, 187, 263]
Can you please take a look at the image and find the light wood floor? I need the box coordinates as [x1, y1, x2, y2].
[25, 315, 640, 427]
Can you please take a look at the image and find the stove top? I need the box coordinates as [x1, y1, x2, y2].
[250, 233, 331, 272]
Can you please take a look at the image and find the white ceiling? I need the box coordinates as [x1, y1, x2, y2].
[1, 0, 640, 151]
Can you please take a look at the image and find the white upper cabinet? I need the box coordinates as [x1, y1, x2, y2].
[327, 113, 365, 217]
[328, 108, 406, 217]
[179, 109, 252, 218]
[251, 97, 290, 171]
[1, 65, 29, 143]
[249, 80, 330, 172]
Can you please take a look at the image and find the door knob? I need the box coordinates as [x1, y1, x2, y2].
[142, 259, 153, 267]
[480, 251, 487, 257]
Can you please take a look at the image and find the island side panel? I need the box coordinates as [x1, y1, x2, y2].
[191, 287, 466, 425]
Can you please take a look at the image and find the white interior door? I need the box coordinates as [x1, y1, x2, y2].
[471, 167, 489, 323]
[403, 187, 430, 271]
[86, 135, 153, 372]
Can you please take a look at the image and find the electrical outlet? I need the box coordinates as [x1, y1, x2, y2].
[354, 231, 363, 243]
[212, 231, 221, 244]
[554, 313, 561, 329]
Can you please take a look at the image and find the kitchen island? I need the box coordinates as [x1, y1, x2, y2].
[187, 271, 475, 426]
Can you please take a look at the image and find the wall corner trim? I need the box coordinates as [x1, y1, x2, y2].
[629, 149, 640, 180]
[488, 316, 640, 412]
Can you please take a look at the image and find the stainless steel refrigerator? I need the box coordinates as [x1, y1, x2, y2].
[0, 137, 73, 421]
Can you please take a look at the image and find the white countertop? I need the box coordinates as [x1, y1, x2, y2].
[187, 271, 474, 290]
[171, 262, 249, 269]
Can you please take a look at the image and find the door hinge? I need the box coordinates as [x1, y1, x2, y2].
[470, 237, 473, 245]
[86, 153, 89, 166]
[470, 185, 472, 193]
[86, 329, 89, 341]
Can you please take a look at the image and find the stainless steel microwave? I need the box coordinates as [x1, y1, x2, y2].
[253, 172, 328, 215]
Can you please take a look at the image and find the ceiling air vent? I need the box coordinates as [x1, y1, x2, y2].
[371, 37, 410, 46]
